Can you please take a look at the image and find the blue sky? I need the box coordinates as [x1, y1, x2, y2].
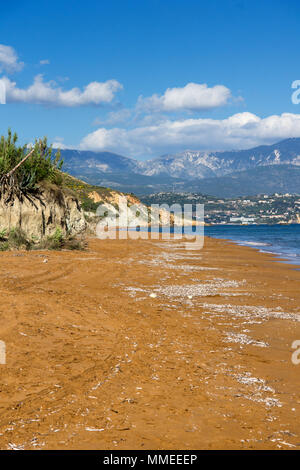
[1, 0, 300, 159]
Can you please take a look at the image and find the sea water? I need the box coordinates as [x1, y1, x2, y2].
[204, 224, 300, 266]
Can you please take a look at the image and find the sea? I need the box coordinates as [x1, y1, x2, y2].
[141, 224, 300, 266]
[133, 223, 300, 266]
[204, 224, 300, 266]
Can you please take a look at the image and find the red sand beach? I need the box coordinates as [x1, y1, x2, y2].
[0, 236, 299, 450]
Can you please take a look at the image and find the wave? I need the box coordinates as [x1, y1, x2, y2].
[236, 240, 271, 247]
[205, 225, 300, 267]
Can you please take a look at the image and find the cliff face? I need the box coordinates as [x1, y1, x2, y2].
[87, 190, 201, 228]
[0, 185, 86, 240]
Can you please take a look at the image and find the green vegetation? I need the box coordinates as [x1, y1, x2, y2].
[61, 173, 109, 212]
[61, 172, 135, 213]
[0, 129, 63, 199]
[0, 226, 85, 252]
[0, 129, 138, 212]
[0, 130, 144, 250]
[0, 227, 32, 251]
[38, 227, 85, 251]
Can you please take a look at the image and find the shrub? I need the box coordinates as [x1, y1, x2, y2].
[0, 227, 85, 252]
[0, 129, 63, 197]
[7, 227, 31, 250]
[0, 227, 31, 251]
[0, 229, 7, 240]
[36, 228, 86, 251]
[39, 227, 66, 250]
[81, 198, 100, 212]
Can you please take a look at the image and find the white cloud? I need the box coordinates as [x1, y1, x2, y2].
[138, 82, 232, 112]
[39, 59, 50, 65]
[79, 112, 300, 157]
[93, 108, 132, 126]
[0, 44, 24, 73]
[52, 141, 68, 149]
[0, 75, 122, 107]
[52, 137, 68, 149]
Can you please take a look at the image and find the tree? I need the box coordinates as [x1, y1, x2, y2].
[0, 129, 63, 203]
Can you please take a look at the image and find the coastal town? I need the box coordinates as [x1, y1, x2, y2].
[141, 192, 300, 225]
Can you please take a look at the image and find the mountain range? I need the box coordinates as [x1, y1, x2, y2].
[60, 138, 300, 197]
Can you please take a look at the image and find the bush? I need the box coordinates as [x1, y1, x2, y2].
[81, 198, 100, 212]
[39, 227, 64, 250]
[0, 129, 63, 195]
[0, 228, 7, 240]
[0, 226, 85, 252]
[8, 227, 31, 249]
[0, 227, 31, 251]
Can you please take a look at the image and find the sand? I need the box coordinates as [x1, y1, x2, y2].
[0, 235, 299, 450]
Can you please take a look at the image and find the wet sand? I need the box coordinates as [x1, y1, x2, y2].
[0, 235, 300, 450]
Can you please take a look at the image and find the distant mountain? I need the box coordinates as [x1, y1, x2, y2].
[137, 138, 300, 179]
[186, 165, 300, 198]
[61, 149, 184, 194]
[61, 149, 137, 176]
[59, 138, 300, 197]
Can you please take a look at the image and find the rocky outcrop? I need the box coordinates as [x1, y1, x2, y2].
[0, 185, 86, 240]
[88, 190, 140, 206]
[89, 193, 202, 228]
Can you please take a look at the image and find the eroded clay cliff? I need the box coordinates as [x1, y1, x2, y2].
[0, 185, 86, 240]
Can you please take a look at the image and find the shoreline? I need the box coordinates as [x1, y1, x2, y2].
[113, 224, 300, 267]
[204, 224, 300, 267]
[206, 234, 300, 269]
[0, 236, 299, 449]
